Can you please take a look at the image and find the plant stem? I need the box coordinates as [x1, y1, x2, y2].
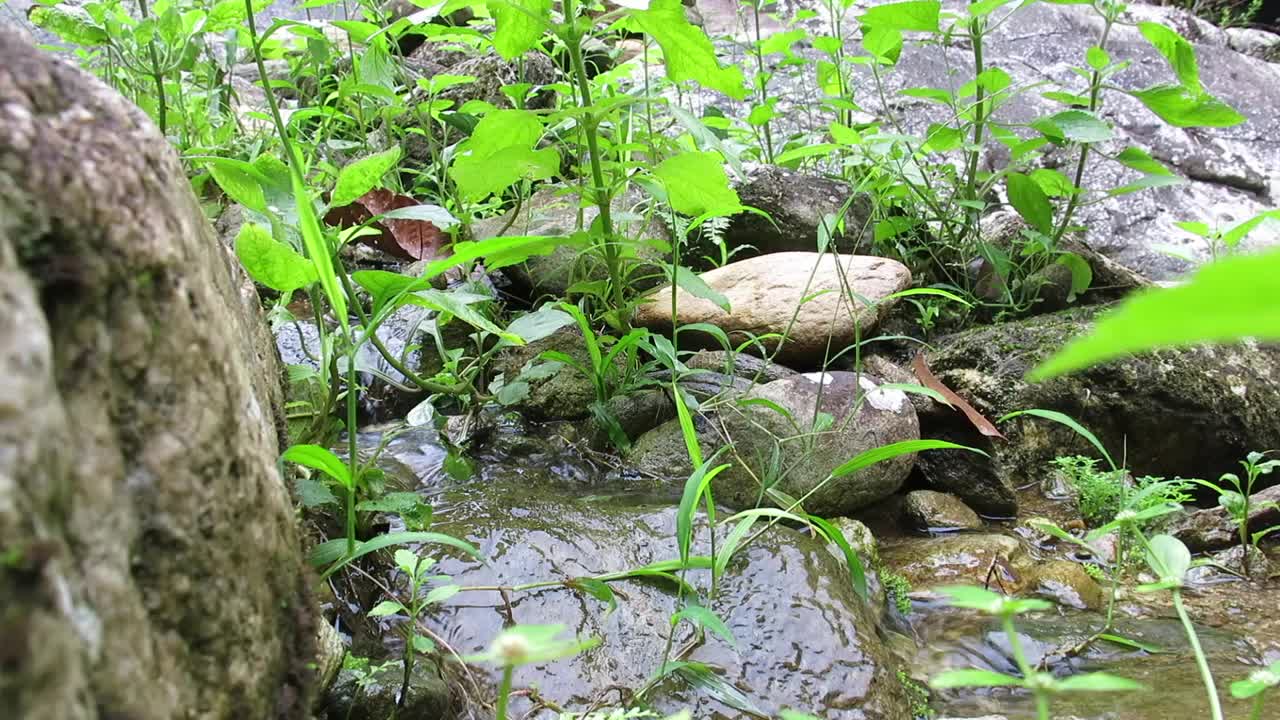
[560, 0, 627, 320]
[749, 0, 774, 162]
[346, 351, 359, 556]
[495, 665, 515, 720]
[136, 0, 168, 135]
[1249, 693, 1265, 720]
[1051, 8, 1115, 243]
[1172, 588, 1224, 720]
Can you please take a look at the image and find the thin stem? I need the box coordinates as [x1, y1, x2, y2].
[1034, 692, 1050, 720]
[1172, 588, 1224, 720]
[346, 352, 359, 556]
[561, 0, 627, 318]
[961, 16, 987, 242]
[495, 665, 515, 720]
[136, 0, 168, 135]
[1249, 693, 1265, 720]
[749, 0, 774, 162]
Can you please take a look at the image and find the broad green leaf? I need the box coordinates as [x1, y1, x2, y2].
[421, 235, 586, 278]
[295, 476, 338, 508]
[861, 26, 903, 64]
[1116, 146, 1174, 176]
[631, 0, 747, 99]
[567, 577, 618, 614]
[1029, 168, 1077, 197]
[466, 625, 599, 667]
[1030, 249, 1280, 380]
[330, 148, 402, 208]
[997, 408, 1115, 470]
[1006, 172, 1054, 235]
[1055, 672, 1146, 692]
[206, 159, 268, 214]
[1050, 109, 1113, 143]
[235, 224, 317, 293]
[505, 306, 575, 343]
[1130, 85, 1245, 128]
[283, 444, 353, 489]
[1144, 534, 1191, 586]
[449, 110, 558, 201]
[930, 669, 1023, 688]
[1139, 22, 1200, 91]
[674, 266, 730, 312]
[368, 600, 406, 617]
[899, 87, 953, 104]
[652, 151, 741, 217]
[1230, 661, 1280, 698]
[829, 440, 985, 479]
[28, 5, 107, 45]
[760, 28, 807, 56]
[491, 0, 551, 60]
[425, 584, 461, 604]
[859, 0, 940, 31]
[378, 204, 460, 230]
[408, 289, 516, 342]
[1086, 45, 1110, 70]
[672, 604, 738, 649]
[1056, 252, 1093, 301]
[1220, 209, 1280, 249]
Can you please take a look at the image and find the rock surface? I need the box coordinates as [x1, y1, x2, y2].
[915, 307, 1280, 516]
[1173, 484, 1280, 551]
[879, 534, 1030, 594]
[424, 480, 912, 720]
[0, 30, 313, 720]
[628, 371, 920, 515]
[633, 252, 911, 365]
[903, 490, 983, 531]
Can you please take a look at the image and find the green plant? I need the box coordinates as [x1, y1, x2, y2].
[1051, 455, 1192, 528]
[898, 669, 933, 719]
[1232, 659, 1280, 720]
[1186, 451, 1280, 577]
[881, 568, 914, 616]
[367, 549, 461, 718]
[930, 586, 1144, 720]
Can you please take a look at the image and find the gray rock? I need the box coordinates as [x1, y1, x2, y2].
[915, 307, 1280, 516]
[0, 30, 314, 719]
[903, 490, 983, 531]
[490, 325, 599, 421]
[1173, 484, 1280, 551]
[1025, 560, 1103, 610]
[684, 348, 800, 384]
[628, 371, 920, 515]
[879, 534, 1030, 594]
[472, 184, 670, 301]
[323, 658, 450, 720]
[422, 481, 913, 719]
[715, 164, 873, 260]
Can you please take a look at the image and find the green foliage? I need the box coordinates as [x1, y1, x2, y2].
[1051, 455, 1192, 528]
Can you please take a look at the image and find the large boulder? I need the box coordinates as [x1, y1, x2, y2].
[628, 371, 920, 515]
[633, 252, 912, 366]
[914, 306, 1280, 515]
[685, 0, 1280, 279]
[0, 30, 314, 719]
[421, 480, 913, 719]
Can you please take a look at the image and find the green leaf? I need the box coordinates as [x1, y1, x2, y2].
[652, 151, 742, 217]
[673, 266, 731, 313]
[320, 531, 483, 579]
[368, 600, 406, 617]
[330, 148, 402, 208]
[672, 604, 738, 649]
[28, 5, 107, 45]
[466, 625, 599, 667]
[713, 515, 758, 580]
[296, 476, 339, 508]
[1086, 45, 1110, 70]
[672, 380, 704, 468]
[1030, 249, 1280, 380]
[283, 444, 353, 489]
[829, 440, 985, 479]
[1130, 85, 1245, 128]
[1138, 22, 1200, 91]
[997, 408, 1115, 470]
[931, 669, 1024, 688]
[760, 29, 807, 56]
[235, 224, 317, 293]
[206, 159, 268, 215]
[1029, 168, 1077, 198]
[1116, 146, 1174, 176]
[505, 306, 575, 344]
[1049, 110, 1113, 143]
[1006, 172, 1054, 235]
[859, 0, 941, 31]
[667, 661, 764, 715]
[861, 26, 903, 64]
[1056, 252, 1093, 301]
[491, 0, 551, 59]
[567, 577, 618, 614]
[676, 462, 730, 563]
[631, 0, 747, 99]
[425, 584, 461, 604]
[451, 144, 559, 202]
[1055, 672, 1146, 692]
[1097, 633, 1165, 654]
[1144, 534, 1191, 586]
[1230, 661, 1280, 698]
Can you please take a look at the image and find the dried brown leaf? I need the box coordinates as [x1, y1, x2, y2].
[912, 352, 1006, 440]
[323, 188, 448, 261]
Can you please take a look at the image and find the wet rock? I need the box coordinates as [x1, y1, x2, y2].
[471, 185, 670, 301]
[903, 490, 983, 531]
[315, 621, 348, 701]
[711, 165, 873, 261]
[323, 658, 450, 720]
[1187, 544, 1271, 584]
[0, 30, 314, 718]
[593, 387, 674, 448]
[1026, 560, 1103, 610]
[684, 348, 799, 384]
[628, 371, 920, 516]
[915, 306, 1280, 516]
[633, 252, 912, 366]
[420, 481, 913, 719]
[405, 46, 561, 110]
[1173, 484, 1280, 551]
[490, 325, 598, 421]
[879, 534, 1030, 594]
[1224, 27, 1280, 62]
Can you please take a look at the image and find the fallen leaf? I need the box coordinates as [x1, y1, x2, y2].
[324, 188, 450, 261]
[912, 353, 1006, 440]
